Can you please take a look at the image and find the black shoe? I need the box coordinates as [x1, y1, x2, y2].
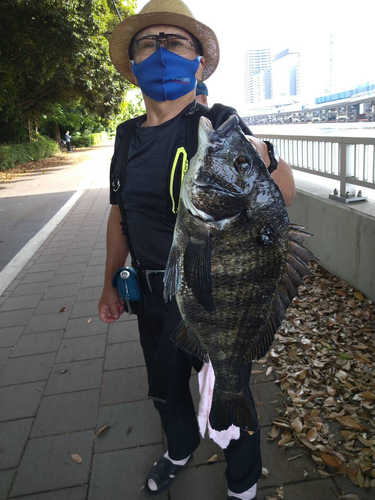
[145, 455, 192, 496]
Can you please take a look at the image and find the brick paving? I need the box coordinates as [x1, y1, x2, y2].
[0, 187, 372, 500]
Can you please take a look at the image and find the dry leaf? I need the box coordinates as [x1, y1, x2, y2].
[87, 318, 93, 324]
[354, 292, 365, 300]
[71, 453, 82, 464]
[339, 494, 360, 500]
[207, 453, 219, 463]
[291, 417, 303, 433]
[59, 307, 66, 313]
[97, 424, 110, 437]
[59, 369, 67, 375]
[337, 416, 367, 431]
[319, 452, 342, 468]
[306, 428, 318, 442]
[262, 467, 269, 477]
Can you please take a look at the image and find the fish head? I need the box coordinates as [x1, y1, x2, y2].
[182, 115, 268, 222]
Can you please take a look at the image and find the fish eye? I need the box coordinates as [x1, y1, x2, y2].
[234, 156, 251, 174]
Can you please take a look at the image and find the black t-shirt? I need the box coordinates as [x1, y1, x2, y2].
[110, 102, 252, 270]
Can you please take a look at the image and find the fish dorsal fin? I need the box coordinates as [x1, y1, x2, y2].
[163, 244, 181, 303]
[184, 235, 216, 312]
[170, 320, 209, 362]
[244, 223, 317, 362]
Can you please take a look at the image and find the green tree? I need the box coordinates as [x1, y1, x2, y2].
[0, 0, 136, 142]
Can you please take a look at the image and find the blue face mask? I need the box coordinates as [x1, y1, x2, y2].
[131, 47, 202, 102]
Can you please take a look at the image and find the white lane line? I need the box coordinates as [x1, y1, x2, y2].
[0, 189, 85, 296]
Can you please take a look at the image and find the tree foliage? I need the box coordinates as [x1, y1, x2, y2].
[0, 0, 137, 142]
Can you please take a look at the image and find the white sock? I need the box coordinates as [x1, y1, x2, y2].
[228, 483, 257, 500]
[147, 452, 191, 491]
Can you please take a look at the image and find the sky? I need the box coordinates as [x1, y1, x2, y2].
[133, 0, 375, 111]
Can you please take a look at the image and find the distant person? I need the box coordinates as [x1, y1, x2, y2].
[196, 82, 208, 105]
[65, 131, 71, 152]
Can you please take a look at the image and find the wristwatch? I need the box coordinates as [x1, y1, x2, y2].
[263, 141, 279, 174]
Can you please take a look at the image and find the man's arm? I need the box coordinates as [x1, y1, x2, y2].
[98, 205, 129, 323]
[247, 136, 296, 207]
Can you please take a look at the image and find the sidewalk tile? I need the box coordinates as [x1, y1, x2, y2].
[10, 282, 49, 298]
[69, 242, 95, 250]
[104, 341, 145, 371]
[10, 431, 93, 497]
[0, 326, 24, 348]
[49, 272, 84, 287]
[0, 347, 12, 369]
[0, 469, 15, 500]
[89, 444, 167, 500]
[76, 286, 102, 302]
[84, 265, 104, 277]
[24, 313, 68, 334]
[55, 263, 87, 275]
[252, 380, 284, 428]
[100, 367, 148, 406]
[9, 486, 88, 500]
[42, 283, 80, 300]
[0, 382, 46, 422]
[333, 474, 375, 500]
[87, 256, 104, 267]
[260, 425, 318, 488]
[60, 254, 91, 266]
[0, 418, 33, 469]
[65, 246, 94, 257]
[169, 461, 227, 500]
[35, 254, 69, 265]
[80, 275, 104, 288]
[0, 309, 34, 328]
[11, 331, 63, 358]
[41, 247, 68, 256]
[260, 479, 340, 500]
[108, 320, 139, 343]
[0, 353, 55, 386]
[27, 262, 60, 274]
[33, 297, 75, 316]
[55, 335, 106, 363]
[63, 316, 107, 338]
[30, 389, 99, 437]
[95, 400, 162, 453]
[69, 300, 99, 319]
[45, 359, 103, 395]
[21, 271, 55, 284]
[0, 294, 42, 312]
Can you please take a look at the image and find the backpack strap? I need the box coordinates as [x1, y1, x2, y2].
[110, 115, 145, 265]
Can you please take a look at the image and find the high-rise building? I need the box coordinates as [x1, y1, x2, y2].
[272, 48, 300, 99]
[244, 48, 272, 104]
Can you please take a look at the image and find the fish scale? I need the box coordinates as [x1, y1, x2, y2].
[164, 114, 316, 432]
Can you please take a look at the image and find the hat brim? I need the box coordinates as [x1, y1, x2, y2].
[109, 12, 220, 85]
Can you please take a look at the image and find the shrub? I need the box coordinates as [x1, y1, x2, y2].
[0, 136, 59, 170]
[73, 132, 108, 148]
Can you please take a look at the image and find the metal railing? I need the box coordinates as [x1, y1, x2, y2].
[258, 133, 375, 202]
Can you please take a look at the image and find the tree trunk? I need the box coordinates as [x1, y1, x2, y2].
[27, 115, 32, 142]
[53, 122, 61, 143]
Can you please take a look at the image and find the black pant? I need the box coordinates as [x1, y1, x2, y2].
[136, 287, 262, 493]
[67, 141, 71, 151]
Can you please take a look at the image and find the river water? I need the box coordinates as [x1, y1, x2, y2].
[251, 121, 375, 138]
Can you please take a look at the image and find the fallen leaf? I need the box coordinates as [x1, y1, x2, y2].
[319, 452, 342, 468]
[337, 416, 367, 431]
[262, 467, 269, 477]
[59, 369, 68, 375]
[306, 428, 318, 442]
[207, 453, 218, 463]
[354, 292, 365, 301]
[291, 417, 303, 433]
[71, 453, 82, 464]
[59, 307, 66, 313]
[339, 494, 360, 500]
[87, 318, 92, 324]
[97, 424, 110, 437]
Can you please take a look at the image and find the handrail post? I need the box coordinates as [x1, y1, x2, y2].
[338, 141, 348, 197]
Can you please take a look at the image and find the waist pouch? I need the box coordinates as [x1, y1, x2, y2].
[112, 267, 141, 315]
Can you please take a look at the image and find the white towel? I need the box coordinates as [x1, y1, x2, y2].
[197, 360, 241, 449]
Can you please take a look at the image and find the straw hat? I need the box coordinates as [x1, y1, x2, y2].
[109, 0, 220, 85]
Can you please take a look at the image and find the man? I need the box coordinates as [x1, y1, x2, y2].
[65, 130, 71, 152]
[196, 82, 208, 105]
[99, 1, 296, 498]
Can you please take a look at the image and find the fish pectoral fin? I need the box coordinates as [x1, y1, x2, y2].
[184, 235, 216, 312]
[163, 244, 181, 302]
[170, 321, 209, 362]
[209, 386, 259, 432]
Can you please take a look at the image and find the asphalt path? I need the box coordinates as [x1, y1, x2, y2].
[0, 141, 114, 273]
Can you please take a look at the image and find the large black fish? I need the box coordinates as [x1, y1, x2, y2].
[164, 115, 315, 432]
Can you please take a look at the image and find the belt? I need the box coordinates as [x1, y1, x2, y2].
[137, 267, 165, 293]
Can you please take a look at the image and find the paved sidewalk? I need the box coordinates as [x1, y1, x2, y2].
[0, 187, 371, 500]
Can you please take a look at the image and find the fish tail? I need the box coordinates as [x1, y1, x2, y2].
[209, 385, 259, 433]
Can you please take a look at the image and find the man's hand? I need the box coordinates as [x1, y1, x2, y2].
[99, 286, 125, 323]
